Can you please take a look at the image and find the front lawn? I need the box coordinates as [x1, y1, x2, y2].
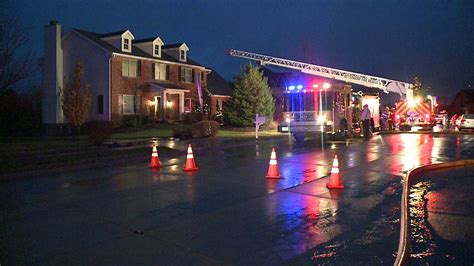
[218, 127, 283, 138]
[111, 125, 176, 140]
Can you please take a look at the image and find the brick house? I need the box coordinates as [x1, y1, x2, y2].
[42, 21, 228, 133]
[206, 69, 232, 113]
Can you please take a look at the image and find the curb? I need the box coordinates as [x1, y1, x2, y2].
[394, 159, 474, 266]
[379, 131, 474, 136]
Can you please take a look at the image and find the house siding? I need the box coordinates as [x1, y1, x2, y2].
[63, 31, 111, 121]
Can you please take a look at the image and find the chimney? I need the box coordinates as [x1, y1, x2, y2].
[42, 20, 64, 135]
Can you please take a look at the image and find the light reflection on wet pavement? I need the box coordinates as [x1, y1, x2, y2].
[0, 134, 473, 264]
[409, 166, 474, 265]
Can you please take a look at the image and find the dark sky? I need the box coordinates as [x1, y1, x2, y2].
[5, 0, 474, 100]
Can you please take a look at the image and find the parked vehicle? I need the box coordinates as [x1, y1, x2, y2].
[459, 114, 474, 129]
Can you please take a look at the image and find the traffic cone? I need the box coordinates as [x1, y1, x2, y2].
[183, 144, 198, 171]
[150, 144, 161, 168]
[326, 155, 344, 189]
[266, 147, 281, 178]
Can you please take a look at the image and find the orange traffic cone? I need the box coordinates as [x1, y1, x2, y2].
[266, 147, 281, 178]
[183, 144, 198, 171]
[326, 155, 344, 189]
[150, 144, 161, 168]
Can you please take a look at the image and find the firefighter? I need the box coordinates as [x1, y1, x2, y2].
[361, 104, 372, 140]
[451, 114, 458, 130]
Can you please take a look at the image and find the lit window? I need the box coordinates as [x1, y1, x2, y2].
[122, 59, 138, 77]
[180, 67, 193, 83]
[154, 63, 167, 80]
[184, 98, 192, 113]
[122, 95, 140, 114]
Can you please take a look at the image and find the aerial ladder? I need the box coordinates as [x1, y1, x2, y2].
[228, 49, 418, 140]
[228, 49, 413, 99]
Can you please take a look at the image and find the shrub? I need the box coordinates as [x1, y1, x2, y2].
[192, 120, 220, 138]
[122, 115, 138, 127]
[84, 120, 114, 145]
[183, 112, 210, 124]
[261, 120, 278, 130]
[172, 126, 193, 139]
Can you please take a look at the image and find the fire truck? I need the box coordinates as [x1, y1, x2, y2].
[228, 49, 414, 140]
[394, 97, 435, 131]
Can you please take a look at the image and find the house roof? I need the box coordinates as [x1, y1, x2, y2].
[133, 37, 162, 43]
[207, 69, 232, 96]
[162, 43, 185, 49]
[134, 37, 157, 43]
[73, 29, 203, 67]
[97, 30, 128, 38]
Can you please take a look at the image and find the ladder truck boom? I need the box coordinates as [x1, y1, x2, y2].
[228, 49, 413, 98]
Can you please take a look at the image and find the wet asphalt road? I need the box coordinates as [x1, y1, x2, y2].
[1, 133, 473, 265]
[409, 165, 474, 265]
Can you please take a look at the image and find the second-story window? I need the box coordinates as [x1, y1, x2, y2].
[200, 71, 204, 81]
[180, 49, 186, 61]
[180, 67, 193, 83]
[122, 59, 138, 77]
[154, 63, 167, 80]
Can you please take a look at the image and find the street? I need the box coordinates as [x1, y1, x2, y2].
[1, 133, 473, 265]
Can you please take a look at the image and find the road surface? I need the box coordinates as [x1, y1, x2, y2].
[1, 133, 473, 265]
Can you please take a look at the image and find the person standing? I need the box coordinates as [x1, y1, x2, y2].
[361, 104, 372, 140]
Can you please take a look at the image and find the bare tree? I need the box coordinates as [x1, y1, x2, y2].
[0, 15, 38, 94]
[62, 61, 91, 134]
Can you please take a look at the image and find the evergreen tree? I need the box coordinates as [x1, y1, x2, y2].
[226, 64, 274, 127]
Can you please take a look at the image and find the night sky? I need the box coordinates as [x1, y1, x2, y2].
[4, 0, 473, 101]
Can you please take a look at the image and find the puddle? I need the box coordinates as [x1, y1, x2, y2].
[409, 175, 474, 264]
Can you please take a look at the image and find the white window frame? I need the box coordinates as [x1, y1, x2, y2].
[154, 45, 161, 57]
[180, 67, 192, 83]
[122, 95, 136, 114]
[217, 99, 223, 110]
[122, 38, 131, 52]
[122, 59, 137, 77]
[154, 63, 167, 80]
[180, 49, 186, 61]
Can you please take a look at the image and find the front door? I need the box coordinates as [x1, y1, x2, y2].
[165, 93, 180, 121]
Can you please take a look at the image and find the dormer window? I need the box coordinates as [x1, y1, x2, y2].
[180, 49, 186, 61]
[123, 39, 129, 50]
[154, 45, 161, 57]
[122, 38, 131, 52]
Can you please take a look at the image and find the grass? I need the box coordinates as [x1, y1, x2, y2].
[111, 127, 174, 140]
[110, 124, 196, 140]
[0, 125, 284, 177]
[218, 127, 284, 138]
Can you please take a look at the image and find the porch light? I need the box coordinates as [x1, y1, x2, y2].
[166, 100, 174, 108]
[323, 82, 331, 89]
